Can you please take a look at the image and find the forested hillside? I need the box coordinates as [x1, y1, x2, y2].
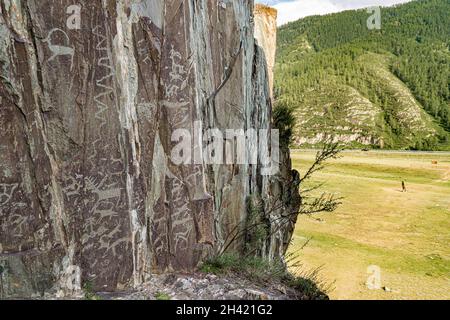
[276, 0, 450, 150]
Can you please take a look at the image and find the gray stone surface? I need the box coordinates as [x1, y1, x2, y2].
[96, 273, 302, 300]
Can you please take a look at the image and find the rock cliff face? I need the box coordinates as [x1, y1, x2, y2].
[254, 4, 277, 99]
[0, 0, 299, 298]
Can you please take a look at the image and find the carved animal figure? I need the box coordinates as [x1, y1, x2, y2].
[42, 28, 74, 70]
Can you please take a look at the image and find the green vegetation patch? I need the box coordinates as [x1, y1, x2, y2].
[200, 253, 329, 300]
[276, 0, 450, 150]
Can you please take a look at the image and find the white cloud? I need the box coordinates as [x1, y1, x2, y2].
[256, 0, 414, 26]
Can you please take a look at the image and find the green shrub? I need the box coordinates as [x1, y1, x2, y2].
[82, 281, 102, 300]
[155, 292, 171, 300]
[273, 100, 296, 148]
[199, 253, 329, 300]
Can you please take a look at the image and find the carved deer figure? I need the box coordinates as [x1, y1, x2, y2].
[42, 28, 74, 70]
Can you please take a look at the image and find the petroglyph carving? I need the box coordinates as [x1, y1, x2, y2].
[92, 26, 115, 130]
[83, 175, 121, 226]
[0, 2, 300, 297]
[85, 177, 120, 202]
[42, 28, 74, 70]
[166, 46, 192, 99]
[168, 174, 193, 251]
[6, 213, 28, 234]
[0, 183, 18, 207]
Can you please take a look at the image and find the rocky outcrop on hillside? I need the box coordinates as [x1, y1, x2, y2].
[0, 1, 300, 298]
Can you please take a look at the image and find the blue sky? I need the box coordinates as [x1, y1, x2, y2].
[256, 0, 414, 25]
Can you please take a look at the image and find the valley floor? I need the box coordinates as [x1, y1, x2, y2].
[289, 150, 450, 300]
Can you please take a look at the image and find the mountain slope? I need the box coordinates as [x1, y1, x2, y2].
[275, 0, 450, 150]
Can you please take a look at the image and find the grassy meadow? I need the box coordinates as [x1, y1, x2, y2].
[289, 150, 450, 300]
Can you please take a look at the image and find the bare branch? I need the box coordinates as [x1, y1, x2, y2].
[300, 138, 343, 184]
